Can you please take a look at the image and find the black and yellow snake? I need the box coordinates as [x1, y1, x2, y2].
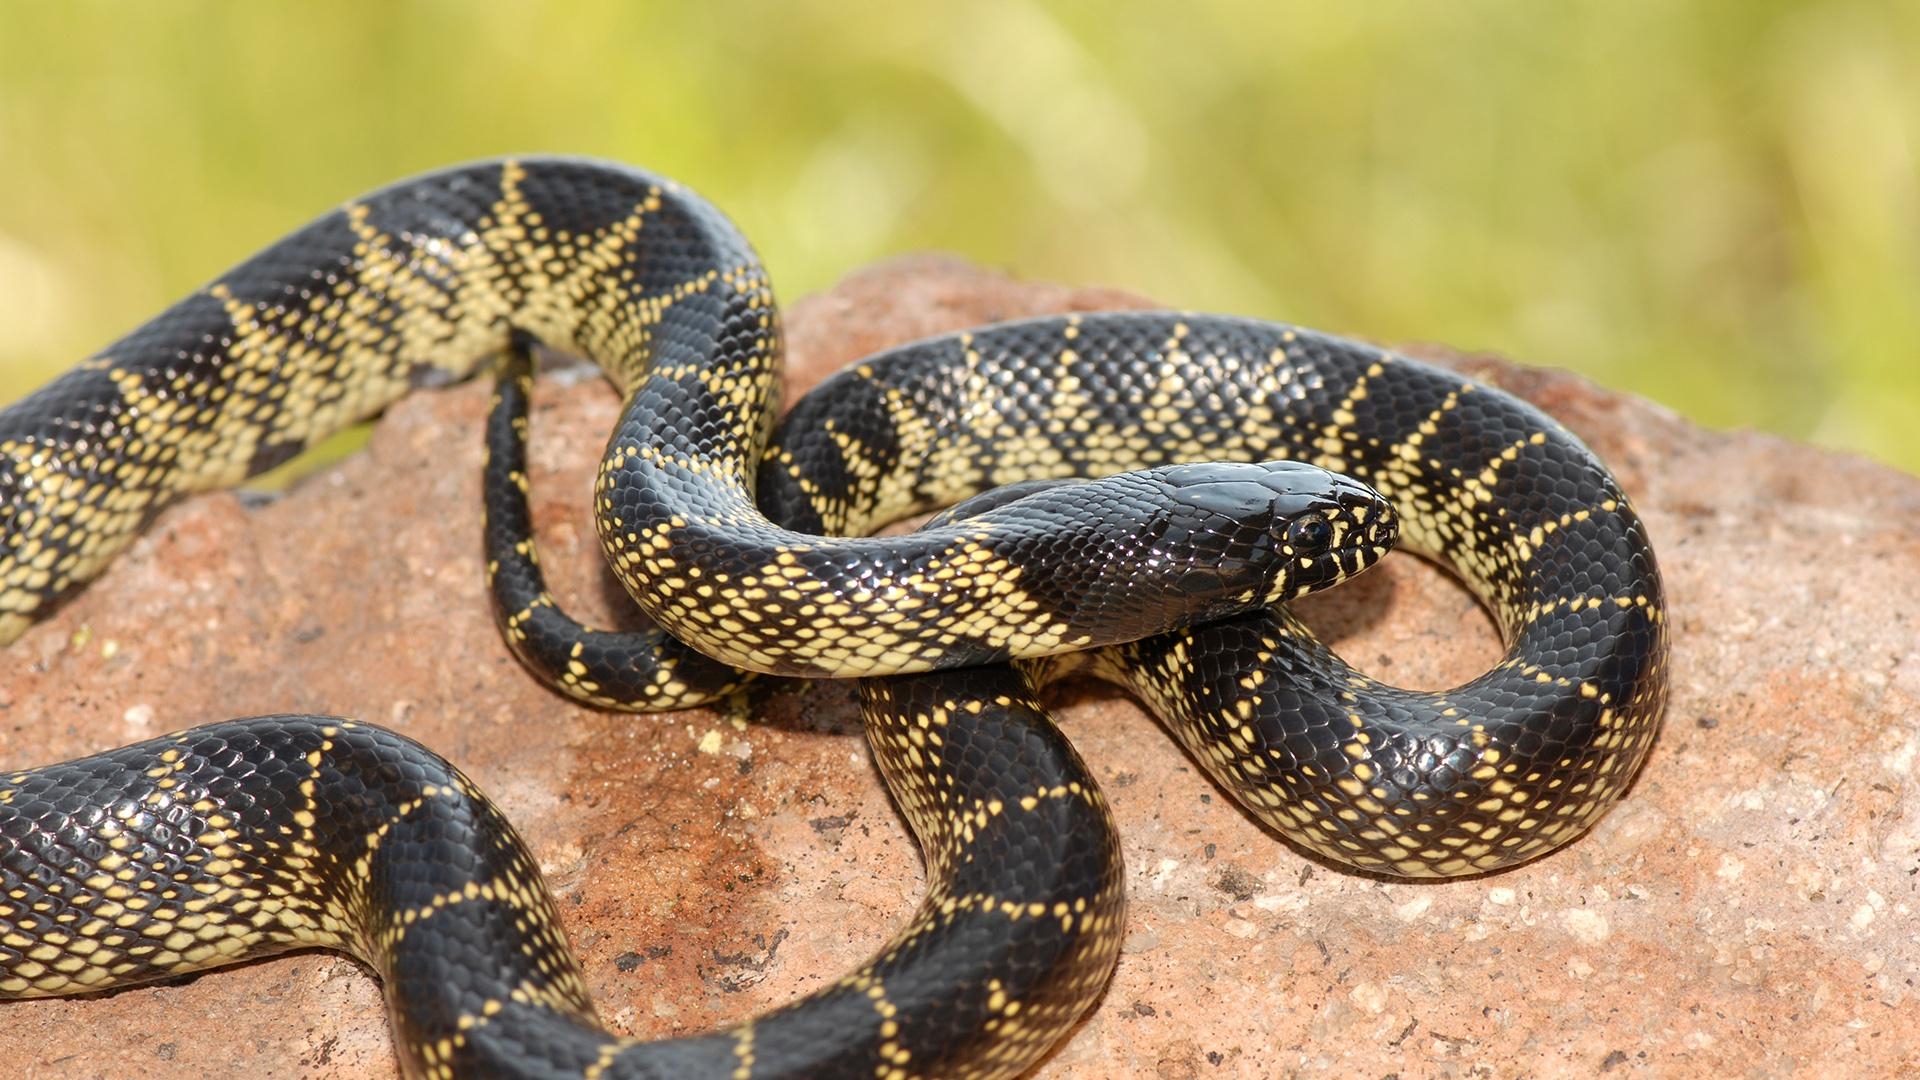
[0, 158, 1667, 1078]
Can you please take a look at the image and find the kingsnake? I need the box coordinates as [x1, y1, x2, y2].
[0, 158, 1667, 1078]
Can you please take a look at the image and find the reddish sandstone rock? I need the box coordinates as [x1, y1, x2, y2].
[1, 257, 1914, 1077]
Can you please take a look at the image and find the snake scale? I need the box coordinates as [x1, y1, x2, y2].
[0, 158, 1667, 1078]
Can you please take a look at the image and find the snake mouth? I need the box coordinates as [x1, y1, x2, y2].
[1281, 478, 1397, 597]
[1347, 498, 1400, 577]
[1145, 461, 1396, 610]
[1343, 486, 1399, 559]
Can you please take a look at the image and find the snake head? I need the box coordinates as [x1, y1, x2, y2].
[919, 459, 1395, 647]
[1157, 460, 1397, 613]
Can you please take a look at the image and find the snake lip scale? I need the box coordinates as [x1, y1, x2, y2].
[0, 157, 1667, 1079]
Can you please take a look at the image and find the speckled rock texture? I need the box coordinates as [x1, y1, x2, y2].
[1, 256, 1914, 1078]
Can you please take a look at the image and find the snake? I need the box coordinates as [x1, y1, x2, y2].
[0, 157, 1668, 1078]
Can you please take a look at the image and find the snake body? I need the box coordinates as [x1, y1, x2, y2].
[745, 310, 1667, 875]
[0, 158, 1667, 1076]
[0, 687, 1125, 1080]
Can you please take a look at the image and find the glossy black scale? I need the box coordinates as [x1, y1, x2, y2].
[0, 159, 1666, 1078]
[763, 313, 1667, 876]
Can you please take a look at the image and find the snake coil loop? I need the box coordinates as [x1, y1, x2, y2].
[0, 158, 1666, 1078]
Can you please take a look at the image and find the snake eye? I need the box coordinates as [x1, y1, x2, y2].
[1287, 513, 1334, 556]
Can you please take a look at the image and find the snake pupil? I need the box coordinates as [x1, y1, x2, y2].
[1288, 513, 1334, 556]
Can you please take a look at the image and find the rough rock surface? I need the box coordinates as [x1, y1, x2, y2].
[1, 256, 1915, 1078]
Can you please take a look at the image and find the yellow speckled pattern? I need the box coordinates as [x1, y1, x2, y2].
[0, 684, 1129, 1079]
[762, 313, 1667, 878]
[0, 158, 1666, 1075]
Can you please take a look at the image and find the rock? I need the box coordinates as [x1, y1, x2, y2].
[1, 256, 1915, 1078]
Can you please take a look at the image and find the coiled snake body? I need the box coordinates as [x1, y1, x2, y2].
[0, 159, 1666, 1078]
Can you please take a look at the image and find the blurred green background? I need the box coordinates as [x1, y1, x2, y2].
[1, 1, 1915, 472]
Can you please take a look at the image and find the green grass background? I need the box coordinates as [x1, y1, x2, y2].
[1, 2, 1915, 472]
